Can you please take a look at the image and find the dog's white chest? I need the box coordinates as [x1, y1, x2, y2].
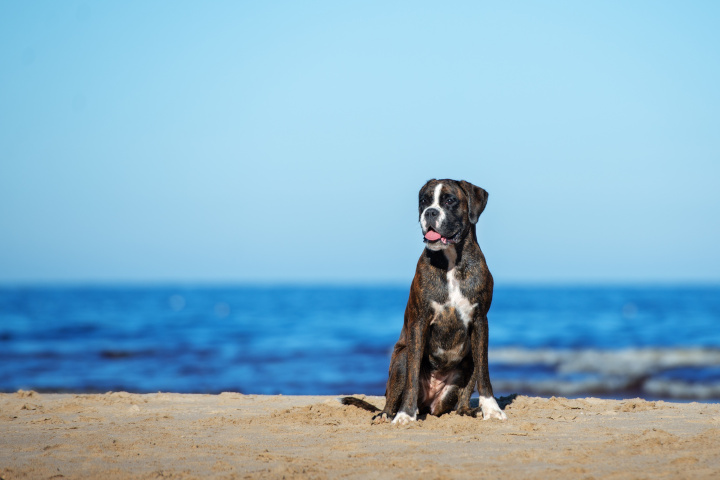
[445, 267, 477, 327]
[431, 267, 478, 328]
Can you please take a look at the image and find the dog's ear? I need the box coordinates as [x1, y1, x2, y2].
[459, 181, 488, 224]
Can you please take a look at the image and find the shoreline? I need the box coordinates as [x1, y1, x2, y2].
[1, 391, 719, 479]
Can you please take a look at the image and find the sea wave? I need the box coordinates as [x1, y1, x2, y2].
[490, 347, 720, 373]
[489, 347, 720, 399]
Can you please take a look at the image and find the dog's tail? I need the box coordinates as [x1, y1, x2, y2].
[339, 396, 380, 412]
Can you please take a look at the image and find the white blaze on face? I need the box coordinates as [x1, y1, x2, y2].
[421, 183, 446, 233]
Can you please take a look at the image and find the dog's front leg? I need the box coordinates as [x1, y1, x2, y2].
[475, 314, 506, 420]
[392, 305, 427, 425]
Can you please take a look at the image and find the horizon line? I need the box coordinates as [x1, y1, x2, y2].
[1, 279, 719, 289]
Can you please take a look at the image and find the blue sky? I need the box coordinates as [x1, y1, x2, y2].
[1, 1, 719, 284]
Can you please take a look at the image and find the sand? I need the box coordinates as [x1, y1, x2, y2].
[1, 391, 719, 479]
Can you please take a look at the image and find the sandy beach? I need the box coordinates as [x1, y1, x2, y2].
[1, 391, 719, 479]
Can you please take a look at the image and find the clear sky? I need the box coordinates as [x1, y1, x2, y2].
[1, 1, 719, 285]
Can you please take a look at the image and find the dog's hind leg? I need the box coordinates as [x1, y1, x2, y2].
[429, 384, 460, 416]
[426, 368, 467, 417]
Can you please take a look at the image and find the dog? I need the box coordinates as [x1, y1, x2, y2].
[343, 179, 507, 424]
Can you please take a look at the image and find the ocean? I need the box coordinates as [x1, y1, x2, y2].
[1, 285, 719, 401]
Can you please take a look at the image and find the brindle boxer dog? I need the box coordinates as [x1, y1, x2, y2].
[342, 179, 507, 424]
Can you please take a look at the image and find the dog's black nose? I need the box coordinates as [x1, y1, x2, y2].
[425, 208, 440, 218]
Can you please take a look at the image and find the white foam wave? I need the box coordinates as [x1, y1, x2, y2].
[489, 347, 720, 376]
[643, 379, 720, 400]
[488, 347, 720, 399]
[493, 377, 635, 397]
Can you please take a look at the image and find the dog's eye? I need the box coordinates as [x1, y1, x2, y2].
[445, 197, 457, 207]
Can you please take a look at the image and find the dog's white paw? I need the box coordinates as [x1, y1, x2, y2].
[392, 411, 416, 425]
[480, 396, 507, 421]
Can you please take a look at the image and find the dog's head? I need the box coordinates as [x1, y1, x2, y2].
[418, 179, 488, 251]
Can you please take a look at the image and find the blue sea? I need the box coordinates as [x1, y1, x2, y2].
[1, 285, 719, 401]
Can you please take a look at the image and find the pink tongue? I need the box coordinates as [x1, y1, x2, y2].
[424, 230, 442, 241]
